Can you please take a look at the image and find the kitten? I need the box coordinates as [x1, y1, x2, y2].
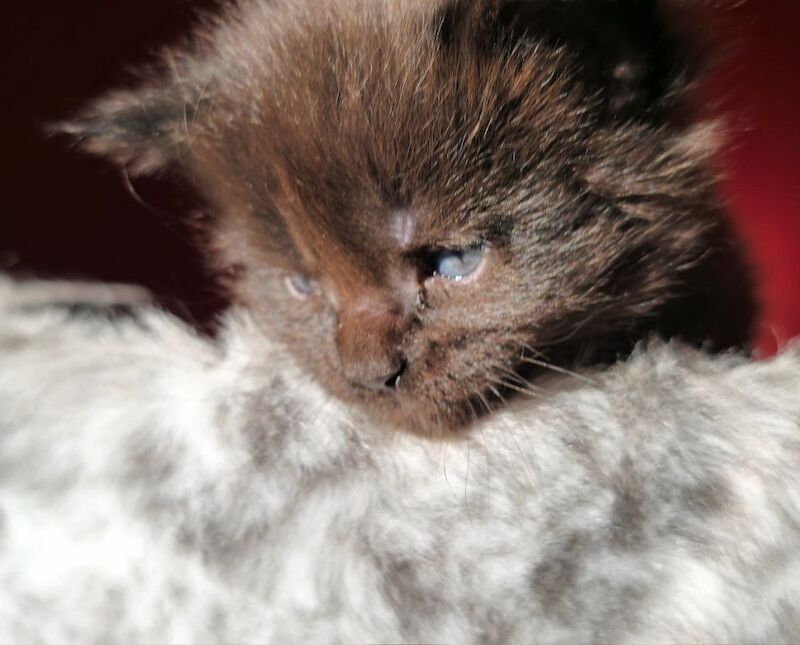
[4, 3, 793, 640]
[61, 0, 755, 437]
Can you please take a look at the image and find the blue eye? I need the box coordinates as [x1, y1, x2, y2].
[286, 273, 316, 299]
[432, 245, 484, 281]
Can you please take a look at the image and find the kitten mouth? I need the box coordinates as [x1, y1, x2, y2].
[340, 357, 517, 437]
[384, 361, 407, 389]
[356, 373, 502, 437]
[348, 360, 407, 394]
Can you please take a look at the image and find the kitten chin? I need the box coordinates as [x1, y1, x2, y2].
[59, 0, 756, 437]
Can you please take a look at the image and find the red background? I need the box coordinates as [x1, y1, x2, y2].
[1, 1, 798, 351]
[710, 2, 800, 354]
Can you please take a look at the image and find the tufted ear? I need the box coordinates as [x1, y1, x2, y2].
[436, 0, 700, 120]
[54, 79, 200, 176]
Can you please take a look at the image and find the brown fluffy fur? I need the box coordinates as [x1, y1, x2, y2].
[60, 0, 755, 436]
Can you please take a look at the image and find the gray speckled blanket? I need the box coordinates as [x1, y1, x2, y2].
[1, 279, 799, 644]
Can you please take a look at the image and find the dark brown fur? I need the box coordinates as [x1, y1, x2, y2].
[60, 0, 755, 437]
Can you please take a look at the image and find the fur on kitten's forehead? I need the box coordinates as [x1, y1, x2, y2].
[63, 0, 691, 202]
[66, 0, 698, 246]
[60, 0, 754, 436]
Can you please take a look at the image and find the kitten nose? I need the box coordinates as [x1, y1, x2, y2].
[335, 296, 406, 392]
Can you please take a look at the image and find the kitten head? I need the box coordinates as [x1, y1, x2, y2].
[60, 0, 754, 436]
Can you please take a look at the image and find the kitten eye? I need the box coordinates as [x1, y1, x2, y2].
[431, 244, 485, 281]
[285, 273, 316, 299]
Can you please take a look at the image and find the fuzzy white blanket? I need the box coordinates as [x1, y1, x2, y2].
[1, 279, 799, 644]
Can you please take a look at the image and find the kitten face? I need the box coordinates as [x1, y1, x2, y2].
[62, 0, 755, 436]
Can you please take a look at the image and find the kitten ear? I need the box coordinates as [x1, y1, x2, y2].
[436, 0, 702, 119]
[53, 81, 197, 176]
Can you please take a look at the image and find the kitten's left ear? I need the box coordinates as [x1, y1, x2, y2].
[437, 0, 705, 119]
[53, 78, 200, 176]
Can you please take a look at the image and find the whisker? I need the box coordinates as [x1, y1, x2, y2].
[464, 436, 474, 526]
[489, 376, 540, 399]
[474, 389, 495, 421]
[516, 339, 549, 359]
[494, 364, 544, 394]
[485, 382, 508, 405]
[464, 397, 481, 426]
[441, 438, 456, 495]
[513, 340, 597, 385]
[517, 354, 597, 385]
[506, 423, 539, 493]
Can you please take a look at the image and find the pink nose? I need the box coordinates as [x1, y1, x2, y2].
[335, 297, 406, 391]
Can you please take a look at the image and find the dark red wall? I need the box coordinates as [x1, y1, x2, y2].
[0, 0, 224, 326]
[710, 1, 800, 354]
[1, 1, 798, 351]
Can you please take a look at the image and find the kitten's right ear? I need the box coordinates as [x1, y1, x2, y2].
[53, 81, 197, 176]
[434, 0, 711, 120]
